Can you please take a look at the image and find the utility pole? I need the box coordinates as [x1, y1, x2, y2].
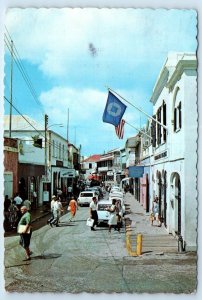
[45, 114, 48, 180]
[9, 40, 13, 138]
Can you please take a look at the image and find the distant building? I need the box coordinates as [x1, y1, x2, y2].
[81, 154, 101, 181]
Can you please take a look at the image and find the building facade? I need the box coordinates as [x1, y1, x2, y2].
[149, 52, 197, 250]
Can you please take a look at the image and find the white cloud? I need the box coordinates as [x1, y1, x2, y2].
[6, 8, 197, 81]
[4, 8, 197, 155]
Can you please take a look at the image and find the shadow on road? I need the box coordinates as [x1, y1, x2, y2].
[31, 253, 62, 260]
[5, 253, 62, 268]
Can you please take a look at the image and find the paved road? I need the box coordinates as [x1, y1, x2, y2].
[4, 198, 197, 293]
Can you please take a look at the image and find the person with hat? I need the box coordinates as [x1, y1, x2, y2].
[47, 195, 57, 226]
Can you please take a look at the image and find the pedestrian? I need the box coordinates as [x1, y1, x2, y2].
[47, 195, 57, 225]
[50, 197, 63, 227]
[115, 200, 122, 233]
[151, 196, 161, 227]
[68, 196, 78, 222]
[18, 206, 32, 261]
[8, 199, 18, 229]
[14, 193, 23, 209]
[67, 185, 73, 199]
[23, 199, 31, 211]
[106, 199, 117, 233]
[4, 195, 11, 221]
[89, 196, 98, 231]
[14, 193, 23, 222]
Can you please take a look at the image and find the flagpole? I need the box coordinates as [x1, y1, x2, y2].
[107, 87, 167, 130]
[125, 121, 152, 140]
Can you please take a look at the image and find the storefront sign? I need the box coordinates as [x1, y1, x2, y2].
[129, 166, 144, 178]
[154, 151, 167, 160]
[61, 169, 76, 178]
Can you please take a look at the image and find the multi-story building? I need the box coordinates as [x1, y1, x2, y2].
[4, 115, 70, 206]
[148, 52, 197, 250]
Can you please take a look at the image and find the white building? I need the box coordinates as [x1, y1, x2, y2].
[4, 115, 70, 205]
[150, 52, 197, 250]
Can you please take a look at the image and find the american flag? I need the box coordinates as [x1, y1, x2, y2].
[115, 119, 125, 139]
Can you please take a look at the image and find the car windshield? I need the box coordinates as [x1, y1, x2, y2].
[80, 193, 93, 197]
[98, 204, 111, 211]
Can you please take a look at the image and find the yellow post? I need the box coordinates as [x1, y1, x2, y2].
[136, 234, 142, 256]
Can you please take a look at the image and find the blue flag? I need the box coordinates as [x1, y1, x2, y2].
[102, 91, 127, 127]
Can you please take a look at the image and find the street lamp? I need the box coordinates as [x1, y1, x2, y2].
[48, 123, 64, 129]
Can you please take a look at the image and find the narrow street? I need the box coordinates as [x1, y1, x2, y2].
[4, 193, 197, 293]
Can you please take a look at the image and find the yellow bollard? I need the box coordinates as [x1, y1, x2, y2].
[136, 234, 142, 256]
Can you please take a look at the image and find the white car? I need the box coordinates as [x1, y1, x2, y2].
[111, 186, 121, 193]
[109, 191, 124, 200]
[97, 198, 125, 225]
[97, 199, 112, 224]
[78, 191, 98, 206]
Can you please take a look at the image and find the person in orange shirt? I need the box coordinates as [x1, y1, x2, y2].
[68, 196, 78, 222]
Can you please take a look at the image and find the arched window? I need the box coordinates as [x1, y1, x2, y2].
[163, 101, 167, 142]
[173, 87, 182, 132]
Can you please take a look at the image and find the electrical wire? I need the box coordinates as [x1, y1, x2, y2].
[4, 29, 44, 118]
[4, 95, 69, 154]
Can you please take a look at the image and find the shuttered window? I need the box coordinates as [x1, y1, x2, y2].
[157, 107, 161, 145]
[163, 101, 167, 142]
[179, 102, 182, 129]
[151, 116, 156, 147]
[174, 108, 177, 131]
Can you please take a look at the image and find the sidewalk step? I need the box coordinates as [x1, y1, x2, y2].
[129, 234, 178, 253]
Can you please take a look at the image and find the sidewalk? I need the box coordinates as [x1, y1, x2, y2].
[123, 192, 179, 255]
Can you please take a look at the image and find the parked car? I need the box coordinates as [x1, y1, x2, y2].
[110, 186, 121, 193]
[97, 197, 125, 225]
[97, 199, 112, 225]
[77, 191, 98, 206]
[109, 191, 124, 201]
[85, 186, 103, 199]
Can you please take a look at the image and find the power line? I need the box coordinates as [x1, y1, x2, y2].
[4, 29, 44, 117]
[4, 95, 68, 153]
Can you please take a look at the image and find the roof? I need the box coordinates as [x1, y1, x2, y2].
[4, 115, 44, 131]
[82, 154, 101, 163]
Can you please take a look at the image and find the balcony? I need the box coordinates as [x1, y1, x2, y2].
[98, 166, 111, 172]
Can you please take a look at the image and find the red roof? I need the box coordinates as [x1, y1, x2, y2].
[82, 154, 101, 163]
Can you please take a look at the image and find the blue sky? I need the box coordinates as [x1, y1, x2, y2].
[4, 8, 197, 156]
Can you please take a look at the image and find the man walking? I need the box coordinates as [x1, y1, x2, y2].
[18, 206, 32, 261]
[89, 196, 98, 231]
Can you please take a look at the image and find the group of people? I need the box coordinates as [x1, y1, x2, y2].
[89, 197, 122, 233]
[47, 194, 78, 227]
[4, 193, 32, 230]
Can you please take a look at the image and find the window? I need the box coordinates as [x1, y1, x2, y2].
[173, 87, 182, 132]
[151, 115, 156, 147]
[157, 107, 162, 145]
[52, 140, 55, 157]
[59, 143, 61, 159]
[62, 145, 65, 160]
[174, 101, 182, 132]
[163, 101, 167, 142]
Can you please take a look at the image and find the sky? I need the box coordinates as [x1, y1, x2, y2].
[4, 8, 197, 156]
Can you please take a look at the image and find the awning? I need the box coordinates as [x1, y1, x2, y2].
[88, 175, 100, 180]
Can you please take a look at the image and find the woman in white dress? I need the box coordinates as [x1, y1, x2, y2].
[106, 199, 117, 233]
